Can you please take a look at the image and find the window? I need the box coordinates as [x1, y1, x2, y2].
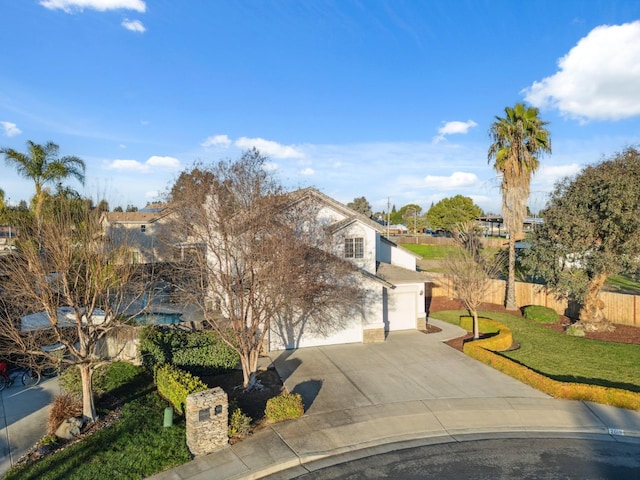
[140, 224, 146, 233]
[344, 237, 364, 259]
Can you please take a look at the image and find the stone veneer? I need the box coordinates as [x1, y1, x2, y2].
[363, 327, 385, 343]
[185, 387, 228, 456]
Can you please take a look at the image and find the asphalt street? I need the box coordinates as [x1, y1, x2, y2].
[289, 437, 640, 480]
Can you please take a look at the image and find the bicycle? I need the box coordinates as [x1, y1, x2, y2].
[0, 362, 41, 391]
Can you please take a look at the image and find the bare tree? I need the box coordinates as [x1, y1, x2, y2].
[167, 149, 363, 388]
[0, 199, 141, 422]
[443, 222, 504, 339]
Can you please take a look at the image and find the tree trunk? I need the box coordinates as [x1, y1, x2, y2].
[505, 236, 517, 310]
[472, 310, 480, 340]
[578, 274, 614, 331]
[239, 348, 261, 389]
[79, 363, 97, 422]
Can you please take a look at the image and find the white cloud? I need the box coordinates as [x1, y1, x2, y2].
[433, 120, 477, 143]
[201, 134, 231, 148]
[107, 159, 148, 172]
[263, 162, 278, 171]
[532, 163, 582, 192]
[0, 121, 21, 137]
[423, 171, 478, 189]
[299, 167, 315, 176]
[40, 0, 146, 13]
[122, 19, 145, 32]
[145, 190, 158, 199]
[523, 21, 640, 121]
[105, 155, 180, 173]
[235, 137, 304, 159]
[146, 156, 180, 169]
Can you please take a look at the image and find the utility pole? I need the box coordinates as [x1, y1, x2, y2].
[386, 197, 390, 237]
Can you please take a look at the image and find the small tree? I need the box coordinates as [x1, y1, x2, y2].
[346, 196, 373, 218]
[443, 222, 503, 339]
[0, 200, 140, 422]
[167, 149, 363, 388]
[521, 147, 640, 330]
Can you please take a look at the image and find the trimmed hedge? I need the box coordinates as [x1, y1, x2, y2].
[154, 364, 208, 415]
[139, 327, 239, 375]
[459, 316, 513, 352]
[265, 393, 304, 423]
[522, 305, 559, 324]
[462, 319, 640, 411]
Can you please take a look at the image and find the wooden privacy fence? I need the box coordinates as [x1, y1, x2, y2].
[430, 274, 639, 327]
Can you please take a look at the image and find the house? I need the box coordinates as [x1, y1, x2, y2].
[100, 206, 176, 264]
[268, 188, 427, 350]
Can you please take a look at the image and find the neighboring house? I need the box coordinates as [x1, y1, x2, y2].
[101, 206, 176, 264]
[268, 188, 427, 350]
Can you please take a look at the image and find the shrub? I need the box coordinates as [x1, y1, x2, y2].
[228, 406, 252, 438]
[265, 393, 304, 423]
[139, 327, 239, 375]
[154, 364, 208, 415]
[566, 325, 585, 337]
[459, 316, 513, 351]
[47, 393, 82, 435]
[58, 362, 141, 399]
[523, 305, 559, 324]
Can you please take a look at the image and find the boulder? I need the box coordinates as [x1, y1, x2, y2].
[55, 417, 83, 440]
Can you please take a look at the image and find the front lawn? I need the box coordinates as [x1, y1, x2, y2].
[6, 364, 191, 480]
[430, 310, 640, 393]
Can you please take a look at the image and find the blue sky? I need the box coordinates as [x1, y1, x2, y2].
[1, 1, 640, 214]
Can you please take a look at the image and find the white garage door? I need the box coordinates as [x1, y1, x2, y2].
[387, 289, 417, 331]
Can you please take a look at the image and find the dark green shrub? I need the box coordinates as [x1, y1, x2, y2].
[139, 327, 239, 375]
[522, 305, 559, 323]
[59, 362, 142, 399]
[154, 364, 208, 415]
[265, 392, 304, 423]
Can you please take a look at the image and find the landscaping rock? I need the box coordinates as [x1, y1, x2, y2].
[55, 417, 83, 440]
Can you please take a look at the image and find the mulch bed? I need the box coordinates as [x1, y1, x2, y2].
[427, 296, 640, 350]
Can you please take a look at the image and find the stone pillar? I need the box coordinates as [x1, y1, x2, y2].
[363, 324, 385, 343]
[186, 387, 228, 456]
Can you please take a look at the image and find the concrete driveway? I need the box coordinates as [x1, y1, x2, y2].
[271, 326, 548, 415]
[152, 321, 640, 480]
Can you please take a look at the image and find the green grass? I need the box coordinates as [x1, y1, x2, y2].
[430, 310, 640, 393]
[6, 363, 191, 480]
[402, 244, 457, 259]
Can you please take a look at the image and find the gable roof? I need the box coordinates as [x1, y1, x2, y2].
[289, 187, 385, 234]
[102, 205, 174, 225]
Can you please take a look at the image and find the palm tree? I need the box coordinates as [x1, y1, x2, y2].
[1, 141, 85, 218]
[488, 103, 551, 310]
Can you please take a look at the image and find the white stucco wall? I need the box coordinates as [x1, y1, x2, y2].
[389, 246, 417, 270]
[335, 222, 377, 274]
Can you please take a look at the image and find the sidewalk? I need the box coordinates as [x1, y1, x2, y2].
[150, 397, 640, 480]
[0, 376, 59, 477]
[149, 321, 640, 479]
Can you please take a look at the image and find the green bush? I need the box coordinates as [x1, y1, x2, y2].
[566, 325, 585, 337]
[265, 392, 304, 423]
[139, 327, 239, 375]
[228, 406, 252, 438]
[523, 305, 559, 323]
[59, 362, 142, 399]
[154, 364, 208, 415]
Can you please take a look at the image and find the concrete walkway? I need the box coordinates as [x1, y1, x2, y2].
[150, 321, 640, 480]
[0, 376, 59, 477]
